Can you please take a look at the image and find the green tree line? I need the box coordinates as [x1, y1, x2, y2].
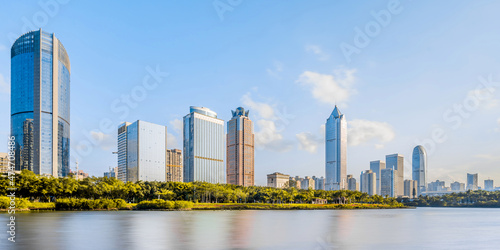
[402, 190, 500, 207]
[1, 170, 400, 205]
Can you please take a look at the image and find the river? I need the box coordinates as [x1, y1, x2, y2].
[1, 208, 500, 249]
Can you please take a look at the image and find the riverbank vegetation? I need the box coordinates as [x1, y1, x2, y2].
[0, 170, 405, 211]
[402, 190, 500, 207]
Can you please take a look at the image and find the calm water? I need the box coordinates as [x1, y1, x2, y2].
[1, 208, 500, 249]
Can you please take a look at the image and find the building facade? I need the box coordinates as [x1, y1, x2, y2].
[467, 173, 478, 191]
[313, 176, 325, 190]
[104, 167, 118, 178]
[0, 153, 9, 173]
[289, 176, 302, 189]
[166, 149, 183, 182]
[301, 176, 315, 190]
[183, 106, 225, 183]
[412, 145, 427, 194]
[360, 170, 376, 196]
[484, 179, 494, 191]
[226, 107, 254, 186]
[450, 181, 465, 192]
[428, 180, 446, 191]
[370, 160, 386, 195]
[404, 179, 418, 198]
[267, 172, 290, 188]
[325, 106, 347, 191]
[117, 120, 167, 183]
[381, 168, 395, 197]
[11, 29, 70, 177]
[386, 154, 404, 197]
[347, 174, 359, 191]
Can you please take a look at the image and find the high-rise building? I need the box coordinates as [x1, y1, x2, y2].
[325, 106, 347, 191]
[360, 170, 376, 196]
[117, 122, 131, 182]
[381, 168, 395, 197]
[428, 180, 446, 191]
[104, 167, 118, 178]
[267, 172, 290, 188]
[412, 145, 427, 194]
[484, 179, 494, 191]
[347, 174, 359, 191]
[404, 179, 418, 198]
[11, 29, 71, 177]
[166, 149, 183, 182]
[227, 107, 254, 186]
[183, 106, 225, 183]
[467, 173, 478, 191]
[0, 153, 9, 173]
[370, 160, 386, 195]
[301, 176, 315, 190]
[117, 120, 167, 183]
[450, 181, 465, 192]
[313, 176, 325, 190]
[386, 154, 404, 197]
[289, 176, 302, 189]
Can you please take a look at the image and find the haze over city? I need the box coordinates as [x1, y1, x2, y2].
[0, 1, 499, 186]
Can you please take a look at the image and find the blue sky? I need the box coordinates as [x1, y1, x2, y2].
[0, 0, 499, 186]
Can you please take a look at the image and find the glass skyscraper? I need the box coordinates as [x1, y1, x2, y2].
[117, 120, 167, 182]
[227, 107, 254, 186]
[11, 29, 70, 177]
[325, 106, 347, 190]
[370, 160, 386, 195]
[183, 106, 225, 184]
[386, 154, 404, 197]
[412, 145, 427, 194]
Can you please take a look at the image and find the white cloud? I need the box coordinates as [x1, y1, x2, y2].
[348, 119, 395, 148]
[305, 45, 329, 61]
[467, 88, 499, 109]
[0, 73, 10, 94]
[170, 119, 183, 134]
[266, 61, 284, 79]
[89, 131, 114, 151]
[297, 69, 356, 106]
[296, 132, 321, 153]
[241, 93, 293, 152]
[241, 93, 275, 119]
[167, 132, 179, 149]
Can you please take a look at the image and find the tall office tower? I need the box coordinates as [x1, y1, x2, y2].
[347, 175, 359, 191]
[166, 149, 183, 182]
[325, 106, 347, 191]
[450, 181, 465, 192]
[21, 119, 34, 171]
[404, 179, 418, 198]
[360, 170, 376, 196]
[386, 154, 404, 197]
[226, 107, 254, 186]
[381, 168, 395, 197]
[467, 173, 478, 191]
[484, 179, 494, 191]
[117, 120, 167, 183]
[313, 176, 325, 190]
[117, 122, 131, 182]
[370, 160, 386, 195]
[183, 106, 225, 183]
[412, 145, 427, 194]
[11, 29, 70, 177]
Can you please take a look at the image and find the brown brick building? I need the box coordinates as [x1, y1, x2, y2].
[166, 149, 183, 182]
[227, 107, 254, 186]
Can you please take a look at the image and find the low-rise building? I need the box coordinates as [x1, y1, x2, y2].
[404, 179, 418, 198]
[313, 176, 325, 190]
[360, 170, 376, 196]
[267, 172, 290, 188]
[347, 174, 359, 191]
[450, 181, 465, 192]
[301, 176, 315, 190]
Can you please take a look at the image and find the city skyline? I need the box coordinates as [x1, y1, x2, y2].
[0, 2, 499, 186]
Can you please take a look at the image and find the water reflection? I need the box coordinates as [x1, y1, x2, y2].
[1, 208, 500, 249]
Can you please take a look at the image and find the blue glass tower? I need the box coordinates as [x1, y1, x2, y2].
[412, 145, 427, 194]
[11, 29, 70, 177]
[325, 106, 347, 191]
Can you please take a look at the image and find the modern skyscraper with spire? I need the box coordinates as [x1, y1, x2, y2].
[11, 29, 70, 177]
[412, 145, 427, 194]
[227, 107, 255, 186]
[325, 105, 347, 191]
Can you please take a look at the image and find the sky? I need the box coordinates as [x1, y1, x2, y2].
[0, 0, 499, 187]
